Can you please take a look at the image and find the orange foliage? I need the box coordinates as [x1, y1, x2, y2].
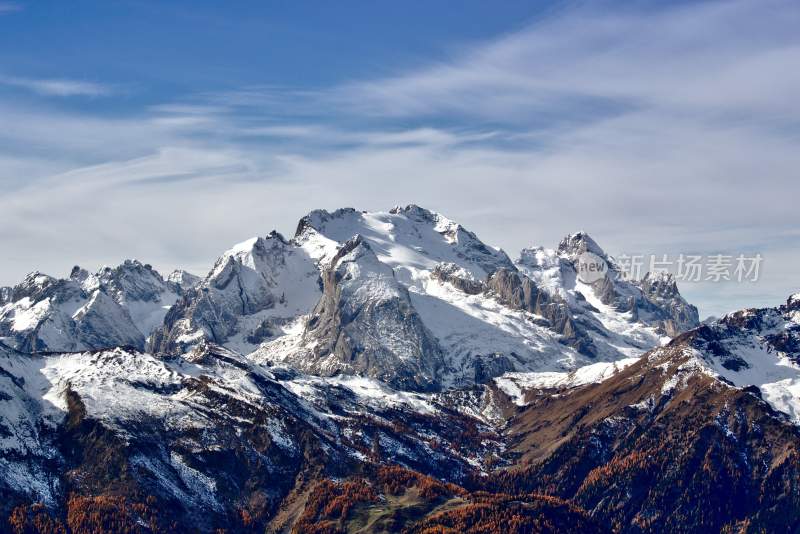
[376, 465, 467, 500]
[8, 495, 166, 534]
[293, 479, 378, 534]
[408, 493, 595, 534]
[66, 495, 159, 534]
[8, 503, 67, 534]
[578, 449, 653, 493]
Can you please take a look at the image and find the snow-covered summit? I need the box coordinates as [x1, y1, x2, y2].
[167, 269, 201, 290]
[153, 206, 702, 389]
[294, 204, 515, 280]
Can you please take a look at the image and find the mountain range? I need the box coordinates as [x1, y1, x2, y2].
[1, 205, 797, 533]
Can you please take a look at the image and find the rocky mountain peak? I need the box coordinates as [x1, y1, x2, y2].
[69, 265, 100, 293]
[293, 207, 359, 240]
[557, 231, 607, 260]
[331, 233, 370, 266]
[516, 246, 553, 270]
[292, 205, 515, 279]
[69, 265, 91, 282]
[208, 232, 297, 288]
[0, 259, 185, 353]
[267, 229, 288, 244]
[388, 204, 471, 242]
[11, 271, 79, 305]
[389, 203, 437, 222]
[205, 237, 286, 315]
[152, 229, 321, 356]
[96, 259, 171, 304]
[639, 271, 680, 298]
[166, 269, 201, 290]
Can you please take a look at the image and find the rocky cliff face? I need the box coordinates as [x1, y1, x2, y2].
[0, 287, 10, 306]
[70, 289, 144, 349]
[517, 232, 699, 361]
[485, 267, 596, 356]
[149, 231, 321, 355]
[295, 236, 444, 391]
[553, 233, 699, 330]
[635, 271, 701, 335]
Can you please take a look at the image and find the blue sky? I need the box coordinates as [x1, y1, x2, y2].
[0, 1, 544, 108]
[1, 0, 799, 317]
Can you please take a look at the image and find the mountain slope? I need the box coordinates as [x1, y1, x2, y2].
[6, 287, 798, 533]
[481, 294, 800, 533]
[0, 340, 501, 531]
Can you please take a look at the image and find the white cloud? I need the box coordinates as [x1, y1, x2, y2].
[0, 75, 112, 97]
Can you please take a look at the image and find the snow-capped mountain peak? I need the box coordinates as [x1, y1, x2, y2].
[151, 230, 321, 355]
[0, 261, 186, 353]
[557, 231, 608, 260]
[295, 204, 514, 280]
[150, 205, 704, 389]
[166, 269, 201, 290]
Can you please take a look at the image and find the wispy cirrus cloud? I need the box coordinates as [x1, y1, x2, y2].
[328, 0, 800, 126]
[0, 75, 113, 97]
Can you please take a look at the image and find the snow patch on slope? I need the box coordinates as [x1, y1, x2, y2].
[494, 357, 640, 406]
